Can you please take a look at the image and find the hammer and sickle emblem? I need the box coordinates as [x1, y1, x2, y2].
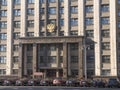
[47, 24, 55, 32]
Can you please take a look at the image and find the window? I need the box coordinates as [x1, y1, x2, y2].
[13, 32, 20, 39]
[1, 0, 7, 5]
[101, 30, 109, 37]
[85, 6, 93, 13]
[0, 21, 7, 29]
[101, 42, 110, 50]
[49, 45, 56, 51]
[102, 55, 110, 63]
[101, 5, 109, 12]
[48, 7, 56, 14]
[101, 70, 110, 76]
[87, 55, 95, 63]
[0, 45, 6, 52]
[13, 45, 19, 51]
[27, 0, 34, 4]
[86, 30, 93, 37]
[118, 0, 120, 4]
[118, 21, 120, 28]
[27, 32, 34, 37]
[48, 56, 56, 63]
[27, 20, 34, 27]
[60, 7, 64, 14]
[13, 69, 18, 74]
[71, 6, 78, 13]
[40, 8, 44, 14]
[27, 44, 33, 51]
[60, 19, 64, 26]
[0, 69, 6, 75]
[14, 21, 20, 28]
[27, 8, 34, 15]
[14, 0, 20, 5]
[101, 17, 109, 24]
[13, 56, 19, 63]
[14, 9, 20, 16]
[1, 10, 7, 17]
[40, 20, 45, 26]
[27, 56, 33, 63]
[71, 69, 78, 76]
[85, 18, 93, 25]
[70, 31, 78, 36]
[118, 10, 120, 16]
[71, 56, 78, 63]
[0, 56, 6, 64]
[70, 43, 78, 50]
[59, 0, 63, 2]
[40, 0, 45, 3]
[48, 0, 56, 3]
[0, 33, 7, 40]
[70, 18, 78, 26]
[48, 19, 56, 24]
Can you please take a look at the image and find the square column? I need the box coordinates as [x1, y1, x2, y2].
[63, 42, 68, 79]
[78, 42, 84, 79]
[33, 43, 37, 76]
[19, 43, 23, 78]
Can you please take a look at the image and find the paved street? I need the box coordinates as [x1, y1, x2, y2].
[0, 86, 119, 90]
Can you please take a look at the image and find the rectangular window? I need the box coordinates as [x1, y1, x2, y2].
[0, 56, 6, 64]
[70, 31, 78, 36]
[27, 44, 33, 51]
[48, 0, 56, 3]
[0, 21, 7, 29]
[13, 33, 20, 39]
[70, 18, 78, 26]
[60, 7, 64, 14]
[70, 43, 78, 50]
[86, 30, 94, 37]
[48, 56, 56, 63]
[85, 6, 93, 13]
[101, 30, 110, 37]
[27, 20, 34, 27]
[85, 18, 93, 25]
[27, 0, 34, 4]
[71, 6, 78, 13]
[40, 8, 44, 14]
[13, 45, 19, 51]
[27, 8, 34, 15]
[71, 56, 78, 63]
[27, 56, 33, 63]
[101, 42, 110, 50]
[13, 56, 19, 63]
[14, 0, 20, 5]
[101, 17, 109, 24]
[13, 69, 18, 75]
[118, 0, 120, 4]
[0, 69, 6, 75]
[102, 55, 110, 63]
[48, 7, 56, 14]
[101, 5, 109, 12]
[14, 21, 20, 28]
[101, 70, 110, 76]
[14, 9, 21, 16]
[87, 55, 95, 63]
[1, 10, 7, 17]
[0, 45, 6, 52]
[27, 32, 34, 37]
[0, 33, 7, 40]
[1, 0, 7, 5]
[60, 19, 64, 26]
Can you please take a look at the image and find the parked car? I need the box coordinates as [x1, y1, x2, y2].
[107, 78, 120, 88]
[66, 79, 76, 87]
[28, 79, 35, 86]
[53, 78, 65, 86]
[3, 80, 11, 86]
[40, 79, 50, 86]
[15, 80, 22, 86]
[80, 79, 88, 87]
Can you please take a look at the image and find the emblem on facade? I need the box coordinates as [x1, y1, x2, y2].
[47, 23, 55, 32]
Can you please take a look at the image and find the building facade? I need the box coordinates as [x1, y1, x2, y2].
[0, 0, 119, 79]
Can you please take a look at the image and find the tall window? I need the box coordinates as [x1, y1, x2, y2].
[60, 7, 64, 14]
[0, 69, 6, 75]
[60, 19, 64, 26]
[71, 56, 78, 63]
[13, 33, 20, 39]
[101, 17, 109, 24]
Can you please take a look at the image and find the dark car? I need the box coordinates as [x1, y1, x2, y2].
[107, 78, 120, 88]
[28, 79, 35, 86]
[66, 79, 77, 87]
[40, 80, 50, 86]
[15, 80, 22, 86]
[80, 79, 88, 87]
